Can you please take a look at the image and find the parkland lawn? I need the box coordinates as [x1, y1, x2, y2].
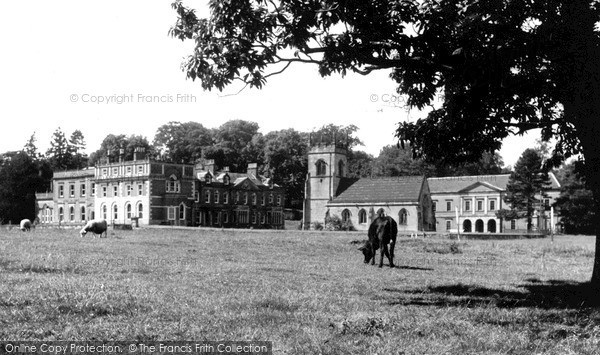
[1, 227, 599, 354]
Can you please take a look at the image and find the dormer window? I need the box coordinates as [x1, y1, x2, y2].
[223, 175, 230, 185]
[166, 175, 181, 193]
[316, 159, 327, 176]
[205, 175, 212, 184]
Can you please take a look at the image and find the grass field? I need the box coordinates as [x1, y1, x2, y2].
[1, 227, 599, 354]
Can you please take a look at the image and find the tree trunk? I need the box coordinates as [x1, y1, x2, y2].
[569, 120, 600, 290]
[558, 1, 600, 291]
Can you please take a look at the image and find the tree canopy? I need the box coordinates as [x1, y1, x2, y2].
[0, 152, 44, 224]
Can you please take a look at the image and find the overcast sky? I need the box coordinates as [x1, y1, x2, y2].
[0, 1, 537, 168]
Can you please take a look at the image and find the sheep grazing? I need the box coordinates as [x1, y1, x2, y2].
[80, 219, 108, 238]
[20, 219, 32, 232]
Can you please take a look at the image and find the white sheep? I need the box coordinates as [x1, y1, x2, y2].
[80, 219, 108, 238]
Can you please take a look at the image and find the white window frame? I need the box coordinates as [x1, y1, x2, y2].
[168, 206, 176, 220]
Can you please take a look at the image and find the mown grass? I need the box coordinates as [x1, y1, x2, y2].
[0, 227, 599, 354]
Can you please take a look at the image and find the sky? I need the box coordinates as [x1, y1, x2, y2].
[0, 1, 538, 168]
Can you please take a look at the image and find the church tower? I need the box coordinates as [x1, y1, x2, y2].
[303, 133, 348, 229]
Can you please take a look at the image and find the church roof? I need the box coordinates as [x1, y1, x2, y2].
[428, 173, 561, 194]
[331, 176, 425, 204]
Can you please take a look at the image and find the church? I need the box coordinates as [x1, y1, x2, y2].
[303, 137, 436, 232]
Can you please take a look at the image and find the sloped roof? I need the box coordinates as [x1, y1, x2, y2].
[428, 173, 561, 194]
[331, 176, 425, 204]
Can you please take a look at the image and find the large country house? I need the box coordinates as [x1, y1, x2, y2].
[429, 174, 561, 233]
[35, 150, 285, 229]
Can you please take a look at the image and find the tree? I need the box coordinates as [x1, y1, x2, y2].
[554, 161, 596, 235]
[204, 120, 263, 171]
[46, 127, 72, 170]
[503, 149, 550, 231]
[374, 145, 435, 177]
[0, 151, 44, 224]
[153, 121, 213, 163]
[447, 151, 507, 176]
[170, 1, 600, 288]
[311, 124, 363, 149]
[262, 129, 308, 207]
[23, 132, 41, 161]
[69, 130, 88, 169]
[89, 134, 154, 165]
[347, 150, 374, 178]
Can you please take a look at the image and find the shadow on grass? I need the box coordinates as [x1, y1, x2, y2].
[386, 279, 600, 309]
[395, 265, 434, 271]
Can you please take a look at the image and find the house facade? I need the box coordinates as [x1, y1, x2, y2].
[35, 154, 285, 229]
[428, 174, 562, 233]
[93, 154, 195, 226]
[303, 139, 435, 232]
[35, 168, 96, 226]
[192, 161, 285, 229]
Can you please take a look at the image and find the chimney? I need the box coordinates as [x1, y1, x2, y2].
[134, 147, 146, 161]
[204, 159, 215, 174]
[118, 149, 124, 163]
[247, 163, 258, 177]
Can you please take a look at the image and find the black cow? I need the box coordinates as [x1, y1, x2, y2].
[358, 216, 397, 268]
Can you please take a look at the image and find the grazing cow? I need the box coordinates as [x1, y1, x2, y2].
[358, 216, 397, 268]
[80, 219, 108, 238]
[20, 219, 32, 232]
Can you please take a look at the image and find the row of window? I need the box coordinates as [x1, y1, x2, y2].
[98, 183, 145, 198]
[58, 182, 149, 199]
[99, 202, 144, 221]
[434, 199, 497, 213]
[196, 190, 282, 206]
[101, 165, 145, 177]
[58, 183, 94, 199]
[199, 210, 283, 225]
[57, 205, 88, 222]
[435, 198, 552, 213]
[340, 208, 409, 225]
